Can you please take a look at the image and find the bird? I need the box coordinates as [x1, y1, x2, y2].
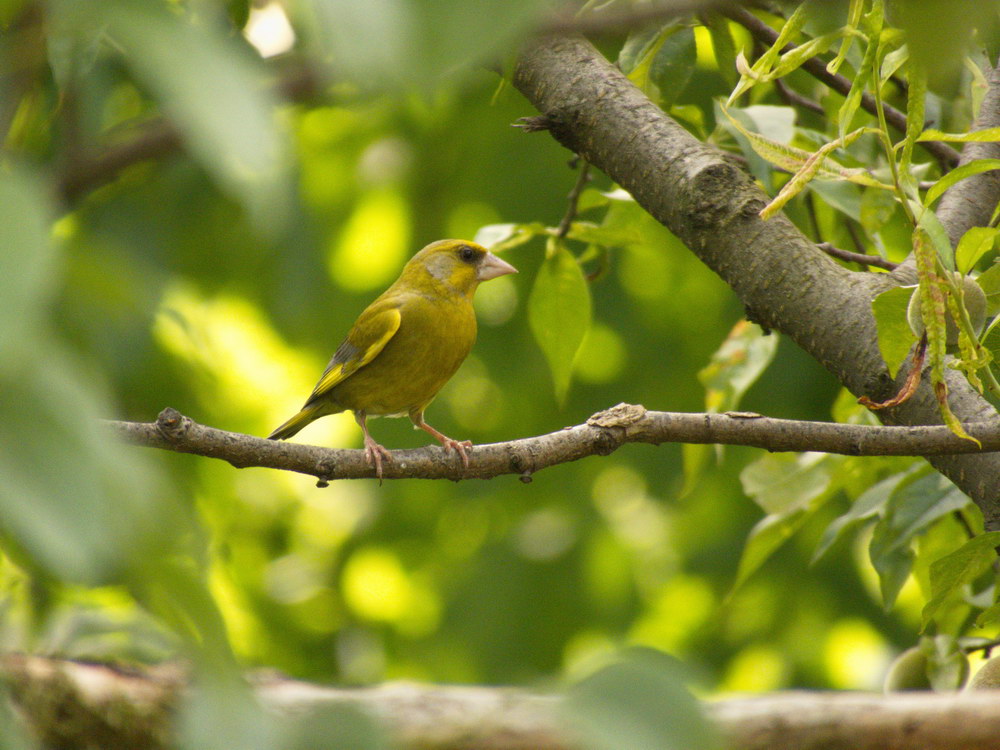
[268, 239, 517, 479]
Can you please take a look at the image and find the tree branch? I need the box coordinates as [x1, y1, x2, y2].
[105, 405, 1000, 485]
[510, 35, 1000, 529]
[54, 60, 323, 205]
[722, 6, 960, 170]
[8, 655, 1000, 750]
[934, 59, 1000, 246]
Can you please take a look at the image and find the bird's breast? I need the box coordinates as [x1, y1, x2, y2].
[330, 295, 476, 416]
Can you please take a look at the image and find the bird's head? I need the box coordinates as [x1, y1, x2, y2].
[402, 239, 518, 298]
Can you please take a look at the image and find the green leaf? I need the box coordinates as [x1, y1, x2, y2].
[0, 343, 179, 585]
[976, 599, 1000, 628]
[563, 651, 718, 750]
[913, 203, 955, 270]
[812, 470, 911, 563]
[869, 473, 969, 610]
[918, 127, 1000, 142]
[697, 321, 779, 413]
[625, 25, 696, 107]
[732, 509, 811, 594]
[96, 0, 290, 231]
[922, 532, 1000, 629]
[0, 166, 58, 356]
[924, 159, 1000, 207]
[871, 285, 918, 377]
[955, 227, 998, 274]
[703, 12, 737, 86]
[977, 261, 1000, 315]
[878, 474, 970, 557]
[566, 221, 642, 248]
[528, 243, 591, 403]
[740, 453, 834, 515]
[869, 522, 914, 610]
[684, 321, 778, 495]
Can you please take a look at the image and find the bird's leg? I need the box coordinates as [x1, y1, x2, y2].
[410, 410, 472, 469]
[355, 411, 392, 481]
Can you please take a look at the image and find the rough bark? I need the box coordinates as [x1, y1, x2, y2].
[511, 35, 1000, 529]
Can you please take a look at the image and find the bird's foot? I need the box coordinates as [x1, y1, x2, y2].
[363, 436, 393, 482]
[440, 437, 473, 469]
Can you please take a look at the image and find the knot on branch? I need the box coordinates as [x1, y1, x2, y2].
[587, 403, 647, 428]
[155, 408, 191, 441]
[587, 403, 646, 456]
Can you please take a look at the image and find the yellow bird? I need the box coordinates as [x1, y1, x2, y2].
[268, 239, 517, 478]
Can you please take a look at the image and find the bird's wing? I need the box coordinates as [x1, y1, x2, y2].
[305, 304, 402, 405]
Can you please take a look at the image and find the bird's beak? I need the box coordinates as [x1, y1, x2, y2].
[477, 252, 518, 281]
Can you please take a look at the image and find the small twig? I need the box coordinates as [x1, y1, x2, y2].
[556, 160, 592, 238]
[773, 76, 825, 115]
[722, 5, 960, 170]
[55, 60, 324, 205]
[817, 242, 898, 271]
[845, 220, 868, 255]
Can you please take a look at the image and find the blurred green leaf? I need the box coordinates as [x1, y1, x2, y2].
[94, 0, 290, 231]
[740, 453, 834, 515]
[683, 321, 777, 495]
[0, 343, 177, 585]
[528, 242, 591, 403]
[304, 0, 548, 89]
[732, 508, 812, 594]
[697, 321, 779, 413]
[978, 261, 1000, 316]
[563, 650, 718, 750]
[871, 285, 917, 377]
[870, 474, 970, 610]
[922, 532, 1000, 629]
[625, 25, 696, 108]
[0, 167, 58, 356]
[812, 470, 911, 564]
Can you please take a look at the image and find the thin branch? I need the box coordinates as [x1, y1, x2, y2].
[817, 242, 898, 271]
[106, 405, 1000, 485]
[721, 5, 960, 170]
[9, 654, 1000, 750]
[54, 60, 323, 205]
[773, 76, 825, 115]
[556, 160, 592, 238]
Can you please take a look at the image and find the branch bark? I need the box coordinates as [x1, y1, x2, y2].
[934, 60, 1000, 246]
[511, 35, 1000, 529]
[7, 655, 1000, 750]
[107, 406, 1000, 484]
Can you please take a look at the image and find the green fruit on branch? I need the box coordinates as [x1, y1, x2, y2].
[906, 272, 988, 349]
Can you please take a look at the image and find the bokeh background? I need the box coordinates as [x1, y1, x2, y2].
[2, 0, 966, 707]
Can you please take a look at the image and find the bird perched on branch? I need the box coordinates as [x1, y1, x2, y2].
[268, 239, 517, 479]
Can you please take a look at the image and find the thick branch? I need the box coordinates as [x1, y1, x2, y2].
[511, 36, 1000, 528]
[722, 6, 960, 170]
[935, 60, 1000, 246]
[7, 655, 1000, 750]
[106, 405, 1000, 484]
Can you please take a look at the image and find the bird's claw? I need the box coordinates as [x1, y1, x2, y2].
[363, 437, 393, 482]
[441, 438, 473, 469]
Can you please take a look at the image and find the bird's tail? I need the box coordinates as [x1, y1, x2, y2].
[268, 404, 325, 440]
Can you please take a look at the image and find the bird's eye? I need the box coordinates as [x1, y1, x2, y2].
[458, 245, 477, 263]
